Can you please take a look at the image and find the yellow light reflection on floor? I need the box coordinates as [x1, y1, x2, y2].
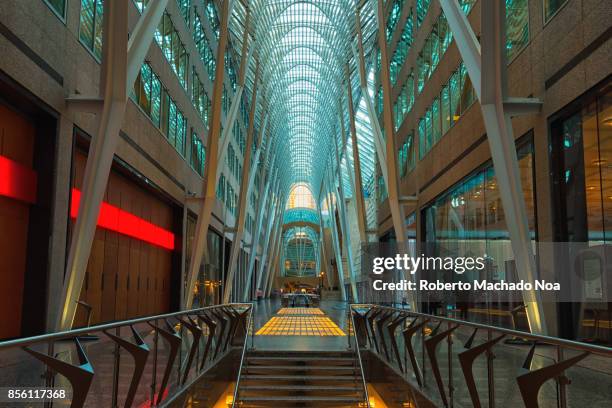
[256, 316, 346, 336]
[276, 307, 324, 315]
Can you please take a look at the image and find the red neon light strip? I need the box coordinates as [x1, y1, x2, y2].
[0, 155, 37, 204]
[70, 188, 175, 250]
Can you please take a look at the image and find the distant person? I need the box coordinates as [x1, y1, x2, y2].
[256, 288, 263, 301]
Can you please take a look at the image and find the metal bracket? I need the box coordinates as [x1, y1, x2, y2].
[517, 351, 590, 408]
[147, 319, 181, 405]
[197, 312, 217, 370]
[103, 326, 149, 408]
[177, 316, 202, 385]
[458, 332, 505, 408]
[24, 338, 94, 408]
[403, 318, 429, 387]
[387, 314, 408, 372]
[425, 325, 459, 407]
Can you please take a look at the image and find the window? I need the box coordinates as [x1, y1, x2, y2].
[190, 131, 206, 176]
[544, 0, 568, 22]
[161, 91, 187, 156]
[194, 14, 216, 82]
[394, 73, 414, 131]
[131, 62, 187, 157]
[192, 70, 211, 128]
[389, 8, 414, 86]
[423, 136, 536, 326]
[398, 134, 415, 178]
[132, 62, 162, 127]
[418, 62, 475, 158]
[44, 0, 66, 19]
[79, 0, 104, 60]
[416, 13, 452, 93]
[286, 183, 316, 209]
[386, 0, 405, 41]
[177, 0, 189, 26]
[416, 0, 431, 28]
[156, 13, 188, 88]
[205, 0, 220, 40]
[217, 173, 226, 201]
[506, 0, 529, 61]
[377, 173, 388, 203]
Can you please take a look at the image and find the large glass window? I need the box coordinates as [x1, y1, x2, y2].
[205, 0, 220, 40]
[398, 133, 415, 178]
[132, 62, 162, 127]
[551, 87, 612, 243]
[190, 131, 206, 176]
[194, 13, 216, 81]
[544, 0, 568, 22]
[192, 70, 211, 128]
[423, 136, 536, 325]
[79, 0, 103, 60]
[550, 84, 612, 343]
[506, 0, 529, 61]
[386, 0, 404, 41]
[44, 0, 66, 18]
[156, 13, 188, 88]
[419, 62, 475, 158]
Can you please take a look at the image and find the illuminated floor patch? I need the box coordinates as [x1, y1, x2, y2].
[276, 307, 324, 315]
[256, 316, 346, 336]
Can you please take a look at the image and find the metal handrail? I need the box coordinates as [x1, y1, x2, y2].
[352, 303, 612, 408]
[0, 303, 253, 408]
[231, 304, 254, 408]
[349, 308, 371, 407]
[352, 304, 612, 356]
[0, 303, 251, 349]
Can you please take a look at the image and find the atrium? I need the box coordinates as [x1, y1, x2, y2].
[0, 0, 611, 407]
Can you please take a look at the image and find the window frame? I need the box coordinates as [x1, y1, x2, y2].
[43, 0, 67, 22]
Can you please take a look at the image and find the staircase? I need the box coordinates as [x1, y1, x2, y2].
[235, 350, 367, 407]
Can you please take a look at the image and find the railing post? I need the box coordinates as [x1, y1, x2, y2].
[557, 346, 567, 408]
[448, 321, 453, 407]
[150, 318, 158, 405]
[111, 326, 121, 408]
[487, 329, 495, 407]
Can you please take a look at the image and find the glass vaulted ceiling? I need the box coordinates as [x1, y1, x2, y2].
[228, 0, 379, 201]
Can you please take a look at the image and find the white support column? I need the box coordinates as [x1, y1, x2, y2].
[58, 0, 169, 331]
[326, 179, 348, 302]
[222, 62, 261, 303]
[184, 0, 231, 310]
[354, 7, 388, 187]
[333, 145, 359, 301]
[265, 221, 283, 297]
[438, 0, 546, 334]
[263, 198, 284, 296]
[256, 178, 281, 291]
[243, 162, 276, 300]
[316, 202, 332, 288]
[345, 71, 369, 245]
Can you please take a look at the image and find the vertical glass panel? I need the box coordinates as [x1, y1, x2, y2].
[139, 63, 152, 114]
[506, 0, 529, 61]
[441, 84, 451, 134]
[45, 0, 66, 17]
[151, 74, 161, 127]
[544, 0, 568, 22]
[418, 117, 426, 159]
[598, 92, 612, 241]
[432, 97, 441, 144]
[168, 101, 177, 145]
[93, 0, 103, 59]
[449, 70, 461, 124]
[79, 0, 95, 53]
